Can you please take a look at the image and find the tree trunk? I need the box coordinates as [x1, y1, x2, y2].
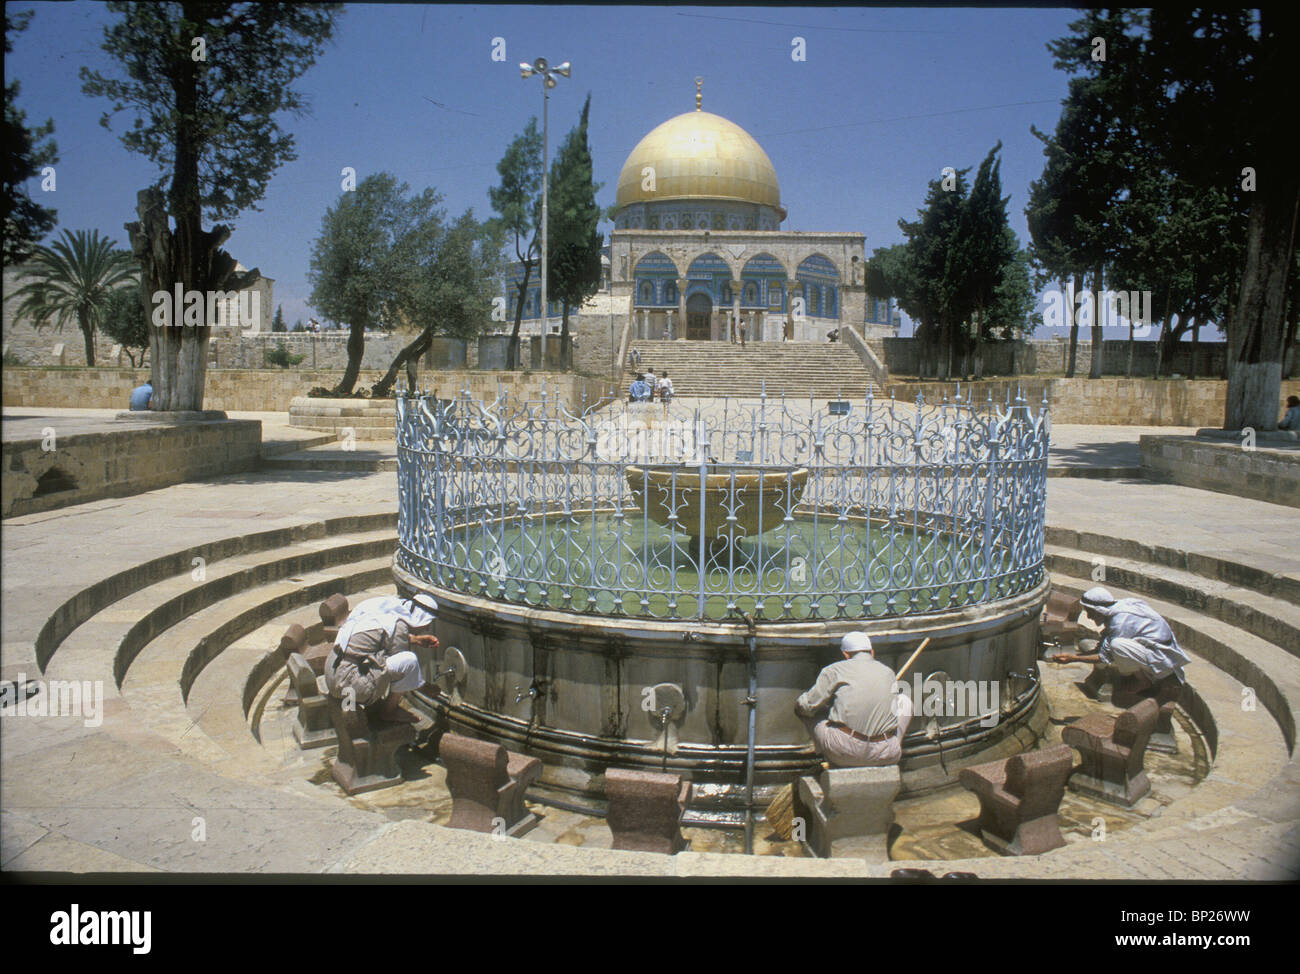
[1088, 266, 1104, 378]
[508, 261, 532, 370]
[1154, 318, 1168, 379]
[121, 14, 254, 412]
[1191, 319, 1200, 379]
[79, 310, 96, 367]
[1226, 178, 1299, 428]
[1066, 275, 1079, 378]
[1225, 7, 1300, 429]
[372, 327, 434, 399]
[560, 299, 571, 370]
[333, 321, 366, 395]
[1126, 312, 1134, 378]
[1283, 286, 1298, 380]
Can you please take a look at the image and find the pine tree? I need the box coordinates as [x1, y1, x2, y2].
[544, 94, 604, 370]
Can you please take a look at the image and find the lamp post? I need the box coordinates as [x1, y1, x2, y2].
[520, 57, 570, 370]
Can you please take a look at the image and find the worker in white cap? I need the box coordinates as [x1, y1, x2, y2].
[325, 592, 440, 723]
[794, 631, 913, 767]
[1050, 586, 1189, 694]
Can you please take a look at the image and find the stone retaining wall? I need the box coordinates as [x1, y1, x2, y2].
[883, 377, 1300, 428]
[1139, 435, 1300, 508]
[2, 418, 262, 518]
[2, 368, 614, 413]
[869, 337, 1285, 379]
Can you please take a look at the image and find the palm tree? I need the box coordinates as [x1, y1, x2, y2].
[9, 229, 137, 366]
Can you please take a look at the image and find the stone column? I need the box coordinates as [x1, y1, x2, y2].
[784, 279, 800, 341]
[677, 278, 688, 338]
[732, 280, 743, 345]
[665, 309, 675, 341]
[840, 280, 867, 341]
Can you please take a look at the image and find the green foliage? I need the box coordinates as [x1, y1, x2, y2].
[99, 280, 150, 365]
[266, 341, 305, 368]
[488, 117, 543, 368]
[404, 211, 503, 341]
[368, 211, 502, 397]
[308, 172, 437, 337]
[870, 144, 1026, 376]
[271, 304, 286, 332]
[1028, 7, 1300, 422]
[488, 117, 543, 263]
[80, 1, 342, 223]
[989, 246, 1041, 339]
[545, 94, 605, 364]
[10, 230, 138, 367]
[2, 10, 59, 263]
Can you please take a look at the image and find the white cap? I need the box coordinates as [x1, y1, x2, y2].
[1080, 587, 1116, 611]
[410, 592, 438, 616]
[841, 632, 873, 656]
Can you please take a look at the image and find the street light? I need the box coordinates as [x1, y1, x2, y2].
[521, 56, 569, 369]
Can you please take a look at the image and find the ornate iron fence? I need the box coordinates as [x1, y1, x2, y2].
[396, 385, 1049, 622]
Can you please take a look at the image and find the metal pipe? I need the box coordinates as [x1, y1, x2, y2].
[742, 613, 758, 854]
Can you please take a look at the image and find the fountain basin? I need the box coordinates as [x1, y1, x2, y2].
[625, 464, 809, 541]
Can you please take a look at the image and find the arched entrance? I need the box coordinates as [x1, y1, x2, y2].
[686, 292, 713, 341]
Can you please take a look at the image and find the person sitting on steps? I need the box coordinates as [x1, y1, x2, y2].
[1049, 586, 1189, 698]
[325, 593, 440, 724]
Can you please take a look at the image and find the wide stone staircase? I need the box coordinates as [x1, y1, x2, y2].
[626, 340, 876, 399]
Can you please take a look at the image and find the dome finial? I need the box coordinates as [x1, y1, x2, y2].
[694, 76, 703, 111]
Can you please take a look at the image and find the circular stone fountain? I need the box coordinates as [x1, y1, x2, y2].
[395, 389, 1052, 819]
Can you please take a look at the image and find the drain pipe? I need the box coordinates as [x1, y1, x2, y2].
[742, 612, 758, 854]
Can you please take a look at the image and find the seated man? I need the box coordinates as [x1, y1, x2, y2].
[794, 632, 912, 767]
[129, 380, 153, 411]
[1050, 586, 1189, 692]
[1280, 395, 1300, 431]
[324, 593, 440, 723]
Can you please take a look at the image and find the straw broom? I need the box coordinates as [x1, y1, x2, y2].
[766, 637, 931, 841]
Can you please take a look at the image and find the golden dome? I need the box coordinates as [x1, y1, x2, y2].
[615, 110, 784, 216]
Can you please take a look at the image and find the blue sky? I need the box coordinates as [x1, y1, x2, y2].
[7, 3, 1183, 338]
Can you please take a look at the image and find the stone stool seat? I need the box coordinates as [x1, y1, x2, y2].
[1113, 676, 1184, 754]
[287, 652, 335, 748]
[441, 733, 542, 837]
[605, 768, 690, 855]
[958, 744, 1074, 856]
[1062, 697, 1159, 807]
[797, 765, 900, 860]
[1040, 590, 1082, 652]
[325, 694, 416, 795]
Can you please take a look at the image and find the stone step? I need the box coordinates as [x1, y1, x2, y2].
[41, 527, 397, 691]
[118, 554, 394, 767]
[1045, 544, 1300, 660]
[1045, 525, 1300, 607]
[263, 449, 398, 473]
[30, 513, 396, 676]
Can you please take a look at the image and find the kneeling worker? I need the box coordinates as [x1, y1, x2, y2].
[794, 632, 912, 767]
[1050, 586, 1189, 693]
[325, 593, 440, 723]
